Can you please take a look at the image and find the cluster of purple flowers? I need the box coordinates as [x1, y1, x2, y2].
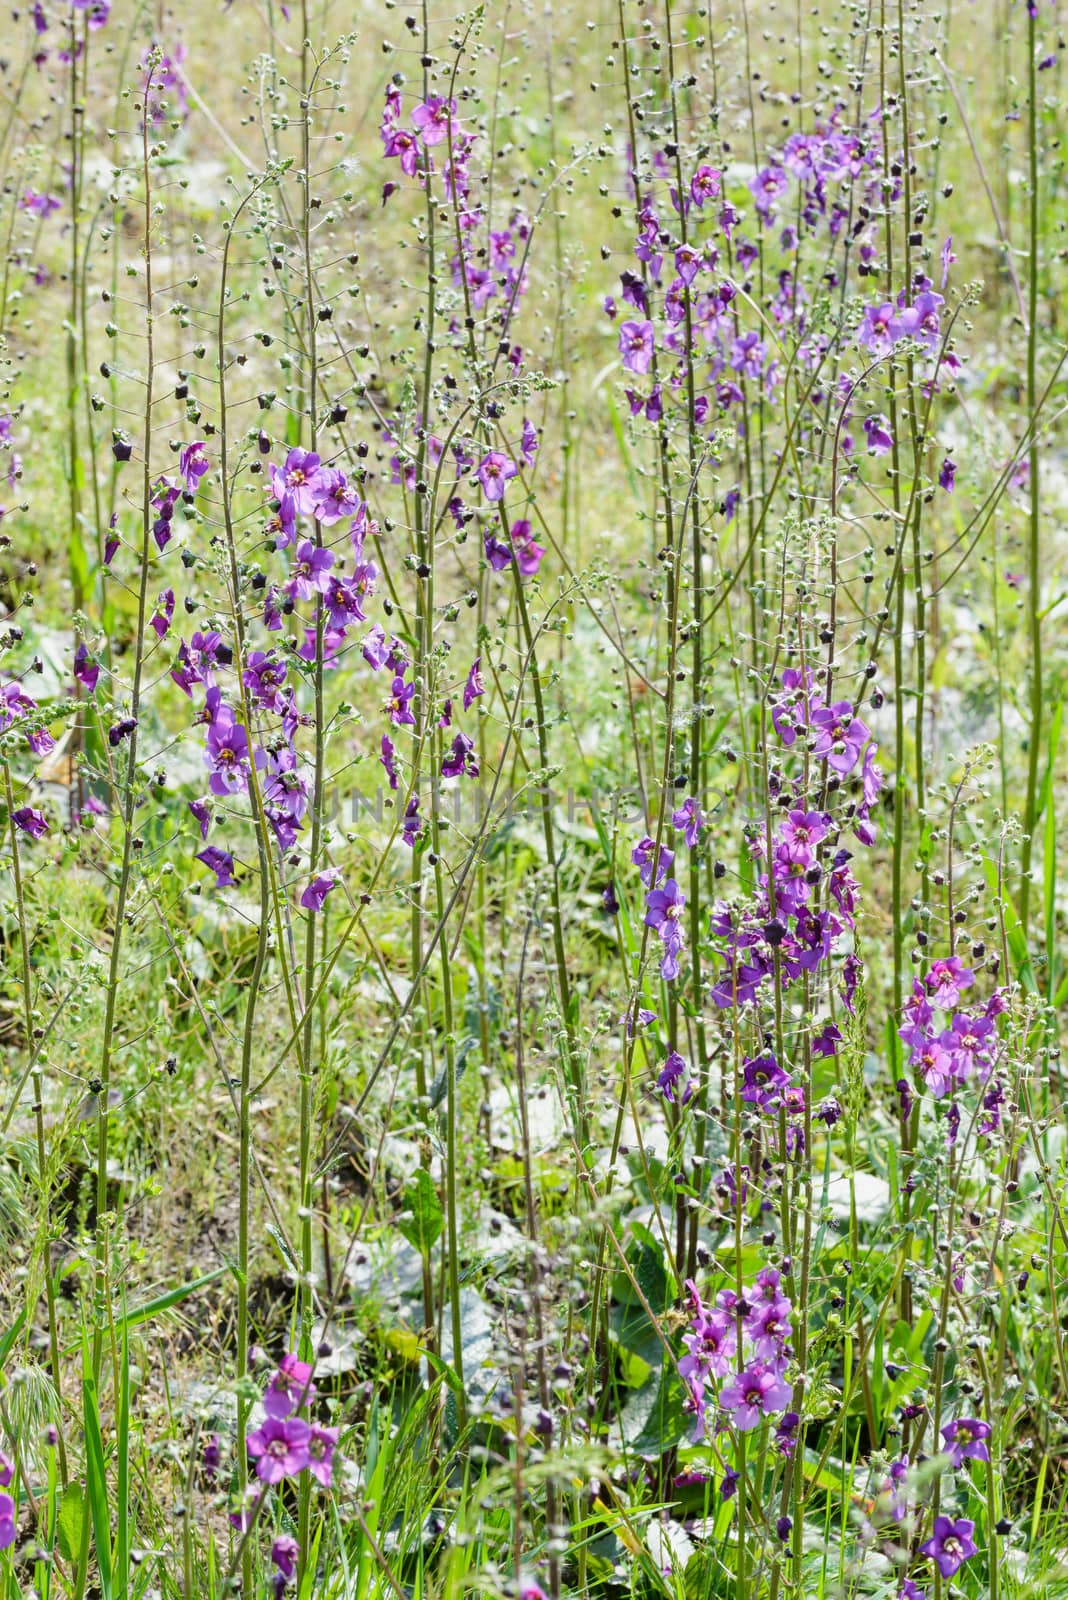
[230, 1353, 337, 1587]
[245, 1352, 337, 1484]
[898, 957, 1006, 1142]
[705, 668, 879, 1020]
[679, 1270, 794, 1447]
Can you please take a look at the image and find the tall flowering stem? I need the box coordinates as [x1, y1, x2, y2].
[91, 62, 159, 1383]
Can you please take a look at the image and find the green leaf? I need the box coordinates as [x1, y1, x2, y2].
[82, 1364, 113, 1600]
[55, 1482, 86, 1566]
[397, 1168, 444, 1254]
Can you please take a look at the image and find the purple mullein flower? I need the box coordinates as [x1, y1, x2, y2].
[150, 588, 175, 639]
[718, 1362, 792, 1431]
[74, 640, 99, 691]
[202, 1434, 222, 1478]
[631, 835, 674, 889]
[206, 719, 250, 797]
[463, 656, 484, 711]
[741, 1052, 791, 1110]
[941, 1417, 991, 1468]
[246, 1416, 312, 1484]
[189, 798, 212, 840]
[13, 807, 49, 839]
[920, 1516, 976, 1578]
[263, 1352, 316, 1418]
[305, 1423, 338, 1487]
[300, 873, 337, 913]
[178, 440, 210, 492]
[196, 847, 236, 888]
[863, 413, 893, 455]
[510, 518, 545, 577]
[442, 732, 479, 779]
[270, 448, 323, 515]
[380, 734, 399, 790]
[939, 456, 957, 492]
[643, 877, 686, 980]
[402, 795, 423, 847]
[690, 164, 721, 206]
[657, 1051, 692, 1104]
[857, 300, 897, 354]
[388, 676, 415, 727]
[671, 795, 704, 846]
[476, 451, 518, 502]
[271, 1536, 300, 1582]
[924, 956, 974, 1008]
[618, 319, 655, 375]
[810, 701, 870, 775]
[286, 539, 334, 602]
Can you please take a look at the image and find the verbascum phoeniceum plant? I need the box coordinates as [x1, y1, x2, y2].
[0, 0, 1064, 1597]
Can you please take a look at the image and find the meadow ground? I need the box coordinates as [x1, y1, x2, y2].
[0, 0, 1067, 1596]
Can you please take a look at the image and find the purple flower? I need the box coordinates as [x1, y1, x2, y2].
[388, 676, 415, 728]
[20, 190, 62, 219]
[940, 235, 956, 288]
[690, 164, 721, 206]
[941, 1416, 991, 1468]
[476, 451, 518, 502]
[402, 795, 423, 847]
[924, 956, 974, 1008]
[246, 1416, 312, 1484]
[73, 0, 110, 26]
[718, 1361, 792, 1431]
[863, 414, 893, 455]
[741, 1052, 791, 1110]
[899, 1582, 926, 1600]
[263, 1353, 316, 1419]
[857, 301, 896, 354]
[202, 1434, 221, 1478]
[13, 806, 48, 839]
[657, 1051, 692, 1104]
[619, 319, 655, 376]
[245, 651, 288, 714]
[286, 539, 334, 601]
[206, 719, 250, 797]
[301, 873, 337, 913]
[463, 657, 484, 711]
[306, 1423, 338, 1487]
[150, 587, 175, 639]
[74, 644, 100, 692]
[939, 456, 956, 492]
[442, 731, 479, 779]
[178, 441, 210, 492]
[894, 290, 943, 351]
[644, 877, 686, 980]
[412, 95, 456, 146]
[810, 701, 870, 775]
[189, 799, 212, 843]
[510, 518, 545, 577]
[314, 468, 362, 526]
[671, 796, 704, 846]
[0, 1493, 13, 1551]
[271, 1536, 300, 1581]
[270, 449, 324, 516]
[196, 847, 236, 889]
[920, 1515, 976, 1579]
[631, 835, 674, 889]
[380, 734, 399, 790]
